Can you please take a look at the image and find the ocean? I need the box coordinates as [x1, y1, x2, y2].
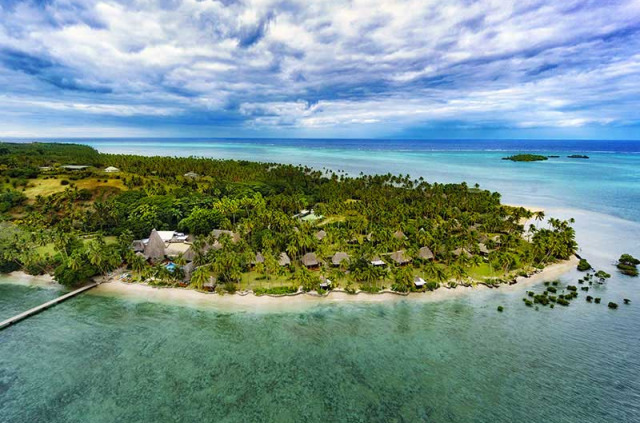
[1, 138, 639, 422]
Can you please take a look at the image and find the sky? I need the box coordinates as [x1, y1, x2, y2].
[1, 0, 640, 139]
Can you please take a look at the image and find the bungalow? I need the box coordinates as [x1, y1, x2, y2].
[301, 252, 320, 269]
[390, 250, 411, 265]
[393, 230, 407, 240]
[418, 246, 435, 260]
[370, 256, 386, 267]
[278, 252, 291, 267]
[211, 229, 241, 243]
[104, 166, 120, 173]
[315, 230, 327, 241]
[332, 252, 349, 266]
[135, 229, 194, 263]
[453, 247, 473, 259]
[319, 276, 332, 290]
[251, 252, 265, 266]
[62, 165, 89, 171]
[414, 277, 426, 288]
[184, 171, 199, 179]
[478, 243, 490, 256]
[182, 262, 195, 282]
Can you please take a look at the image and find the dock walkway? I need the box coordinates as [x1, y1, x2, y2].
[0, 282, 99, 330]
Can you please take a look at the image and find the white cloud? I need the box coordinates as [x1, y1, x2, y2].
[0, 0, 639, 136]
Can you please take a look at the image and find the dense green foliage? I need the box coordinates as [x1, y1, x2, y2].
[617, 254, 639, 276]
[502, 154, 548, 162]
[0, 142, 578, 290]
[577, 259, 591, 271]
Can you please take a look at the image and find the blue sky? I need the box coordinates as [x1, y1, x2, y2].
[1, 0, 640, 139]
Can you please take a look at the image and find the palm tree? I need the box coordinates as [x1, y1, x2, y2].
[190, 267, 209, 290]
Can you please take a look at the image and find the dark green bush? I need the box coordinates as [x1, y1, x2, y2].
[608, 302, 618, 309]
[594, 297, 601, 304]
[577, 259, 591, 271]
[497, 306, 504, 312]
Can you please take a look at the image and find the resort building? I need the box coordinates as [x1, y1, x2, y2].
[104, 166, 120, 173]
[278, 252, 291, 267]
[414, 277, 426, 288]
[184, 171, 199, 179]
[301, 252, 320, 269]
[332, 252, 350, 266]
[390, 250, 411, 265]
[61, 165, 90, 171]
[418, 246, 435, 260]
[371, 257, 386, 267]
[315, 230, 327, 241]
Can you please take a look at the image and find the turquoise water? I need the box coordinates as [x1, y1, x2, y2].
[2, 139, 640, 422]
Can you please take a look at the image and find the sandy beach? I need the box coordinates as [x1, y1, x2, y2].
[84, 256, 578, 312]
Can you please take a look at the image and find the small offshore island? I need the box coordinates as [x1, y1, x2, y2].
[0, 142, 578, 299]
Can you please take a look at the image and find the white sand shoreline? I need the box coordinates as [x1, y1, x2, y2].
[84, 256, 578, 312]
[0, 257, 577, 312]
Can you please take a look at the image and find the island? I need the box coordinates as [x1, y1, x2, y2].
[502, 154, 549, 162]
[567, 154, 589, 159]
[0, 142, 577, 296]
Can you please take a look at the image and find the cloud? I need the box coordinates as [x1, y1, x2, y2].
[0, 0, 639, 138]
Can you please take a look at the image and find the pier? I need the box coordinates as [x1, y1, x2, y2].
[0, 282, 99, 330]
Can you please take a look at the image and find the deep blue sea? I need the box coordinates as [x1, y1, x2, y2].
[2, 138, 639, 422]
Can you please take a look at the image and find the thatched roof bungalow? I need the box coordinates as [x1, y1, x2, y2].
[332, 252, 349, 266]
[393, 230, 407, 240]
[278, 252, 291, 267]
[418, 246, 434, 260]
[251, 252, 265, 266]
[144, 229, 166, 262]
[478, 243, 490, 256]
[390, 250, 411, 265]
[315, 230, 327, 241]
[319, 276, 332, 289]
[301, 252, 320, 268]
[182, 262, 195, 282]
[452, 247, 472, 259]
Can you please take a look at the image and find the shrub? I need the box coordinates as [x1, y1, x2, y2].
[586, 295, 593, 302]
[581, 286, 589, 291]
[497, 306, 504, 312]
[223, 282, 237, 294]
[577, 259, 591, 271]
[61, 179, 70, 185]
[557, 298, 570, 306]
[524, 299, 533, 307]
[567, 285, 577, 292]
[528, 291, 534, 297]
[623, 299, 630, 305]
[594, 297, 601, 304]
[608, 302, 618, 309]
[546, 286, 557, 293]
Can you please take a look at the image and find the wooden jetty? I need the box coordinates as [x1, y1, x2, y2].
[0, 282, 99, 330]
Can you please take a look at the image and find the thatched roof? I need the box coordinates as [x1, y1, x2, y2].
[418, 246, 434, 260]
[252, 252, 265, 265]
[182, 262, 195, 282]
[131, 240, 145, 252]
[144, 229, 166, 261]
[184, 171, 199, 178]
[315, 230, 327, 241]
[393, 230, 407, 240]
[453, 247, 472, 258]
[165, 242, 191, 258]
[301, 252, 319, 267]
[211, 229, 240, 243]
[332, 252, 350, 266]
[478, 243, 490, 255]
[183, 246, 196, 262]
[390, 250, 411, 265]
[278, 252, 291, 266]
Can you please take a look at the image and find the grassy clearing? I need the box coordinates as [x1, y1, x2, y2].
[23, 177, 127, 200]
